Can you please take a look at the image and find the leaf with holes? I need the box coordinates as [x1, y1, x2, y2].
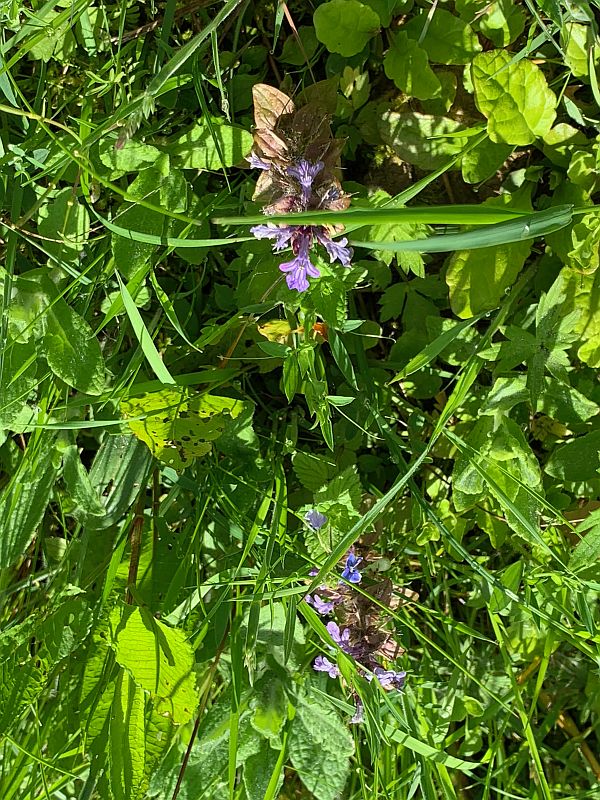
[121, 388, 245, 470]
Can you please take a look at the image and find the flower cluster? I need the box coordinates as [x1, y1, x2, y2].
[304, 510, 407, 722]
[247, 84, 353, 293]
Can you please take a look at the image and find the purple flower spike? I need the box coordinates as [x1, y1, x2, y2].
[247, 151, 271, 170]
[278, 229, 319, 292]
[305, 593, 335, 615]
[327, 621, 352, 653]
[287, 159, 324, 203]
[315, 230, 353, 267]
[314, 655, 340, 678]
[341, 550, 362, 585]
[250, 223, 295, 251]
[369, 667, 407, 691]
[305, 509, 328, 530]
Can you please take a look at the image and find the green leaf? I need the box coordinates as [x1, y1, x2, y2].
[292, 451, 337, 491]
[115, 272, 175, 386]
[404, 9, 481, 64]
[569, 510, 600, 571]
[545, 431, 600, 483]
[0, 339, 37, 434]
[109, 669, 147, 800]
[313, 0, 380, 57]
[280, 26, 318, 65]
[110, 605, 198, 725]
[472, 50, 557, 144]
[37, 188, 90, 263]
[391, 315, 483, 381]
[289, 689, 354, 800]
[243, 747, 284, 800]
[445, 195, 532, 317]
[99, 138, 162, 174]
[44, 293, 106, 396]
[383, 32, 441, 100]
[562, 22, 594, 78]
[553, 267, 600, 367]
[169, 118, 252, 169]
[62, 443, 106, 518]
[111, 164, 184, 279]
[121, 388, 245, 470]
[379, 111, 467, 170]
[250, 675, 286, 739]
[461, 138, 513, 183]
[0, 432, 58, 569]
[479, 0, 525, 46]
[452, 417, 544, 541]
[567, 211, 600, 274]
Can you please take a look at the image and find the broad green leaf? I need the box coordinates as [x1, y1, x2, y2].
[280, 26, 318, 65]
[545, 431, 600, 483]
[457, 0, 525, 46]
[0, 339, 37, 433]
[567, 211, 600, 274]
[44, 291, 106, 395]
[110, 605, 198, 725]
[383, 32, 441, 100]
[542, 124, 588, 168]
[37, 188, 90, 263]
[289, 689, 354, 800]
[241, 603, 305, 671]
[461, 138, 513, 183]
[0, 432, 58, 568]
[484, 376, 599, 425]
[62, 443, 106, 518]
[445, 195, 532, 317]
[292, 451, 337, 491]
[452, 417, 544, 541]
[313, 0, 380, 57]
[478, 0, 525, 46]
[111, 164, 185, 278]
[250, 675, 286, 739]
[379, 111, 467, 170]
[109, 669, 147, 800]
[28, 7, 76, 61]
[472, 50, 557, 144]
[243, 747, 284, 800]
[404, 9, 481, 64]
[554, 267, 600, 367]
[169, 119, 252, 169]
[99, 138, 162, 174]
[562, 22, 594, 78]
[87, 433, 153, 529]
[121, 388, 245, 470]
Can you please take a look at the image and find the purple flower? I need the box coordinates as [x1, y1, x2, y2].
[315, 229, 353, 267]
[247, 152, 271, 170]
[249, 223, 294, 251]
[341, 550, 362, 585]
[314, 655, 340, 678]
[305, 594, 335, 615]
[327, 621, 352, 654]
[250, 223, 353, 293]
[279, 229, 320, 292]
[305, 509, 328, 530]
[287, 159, 324, 205]
[368, 667, 407, 691]
[350, 699, 364, 724]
